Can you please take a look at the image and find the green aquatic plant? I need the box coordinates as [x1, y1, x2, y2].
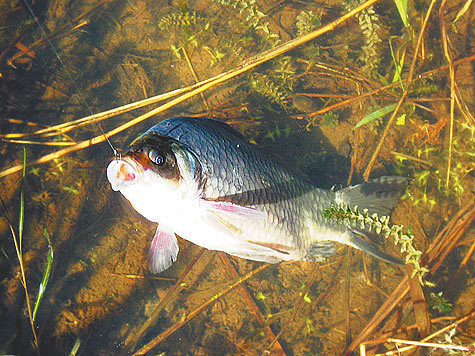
[429, 291, 452, 314]
[353, 103, 398, 130]
[212, 0, 279, 46]
[321, 111, 339, 127]
[408, 78, 439, 96]
[159, 9, 222, 65]
[158, 10, 209, 35]
[1, 149, 36, 348]
[251, 74, 289, 108]
[323, 204, 430, 286]
[396, 120, 473, 209]
[344, 0, 382, 76]
[32, 228, 53, 322]
[295, 10, 321, 36]
[250, 56, 296, 109]
[0, 149, 55, 352]
[263, 122, 291, 142]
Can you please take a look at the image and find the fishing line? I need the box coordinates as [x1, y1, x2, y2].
[20, 0, 118, 156]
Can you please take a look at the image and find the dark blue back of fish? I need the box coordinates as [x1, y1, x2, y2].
[142, 117, 319, 206]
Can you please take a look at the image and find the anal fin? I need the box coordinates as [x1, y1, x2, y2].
[305, 241, 336, 261]
[148, 224, 179, 274]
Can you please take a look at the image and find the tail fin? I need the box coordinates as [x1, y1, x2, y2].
[348, 227, 404, 265]
[335, 176, 408, 265]
[337, 176, 408, 216]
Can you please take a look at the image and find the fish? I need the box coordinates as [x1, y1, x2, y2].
[107, 117, 407, 274]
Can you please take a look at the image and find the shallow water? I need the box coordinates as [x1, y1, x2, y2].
[0, 0, 473, 355]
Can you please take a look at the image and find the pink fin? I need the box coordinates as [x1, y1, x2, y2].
[148, 225, 179, 274]
[203, 200, 266, 221]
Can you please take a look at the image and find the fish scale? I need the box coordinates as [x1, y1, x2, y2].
[107, 117, 407, 273]
[142, 117, 318, 245]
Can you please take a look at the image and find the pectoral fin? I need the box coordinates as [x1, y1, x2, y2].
[148, 224, 179, 274]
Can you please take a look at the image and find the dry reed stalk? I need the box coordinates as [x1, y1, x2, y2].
[439, 0, 456, 190]
[359, 309, 475, 355]
[362, 0, 438, 181]
[132, 263, 270, 355]
[0, 85, 197, 139]
[7, 0, 109, 65]
[303, 56, 474, 129]
[0, 21, 36, 63]
[343, 198, 475, 355]
[7, 21, 89, 67]
[218, 253, 287, 355]
[182, 46, 210, 111]
[0, 0, 382, 179]
[123, 248, 205, 351]
[0, 139, 76, 146]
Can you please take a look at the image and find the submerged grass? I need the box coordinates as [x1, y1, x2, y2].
[0, 148, 55, 352]
[32, 228, 53, 323]
[0, 148, 38, 350]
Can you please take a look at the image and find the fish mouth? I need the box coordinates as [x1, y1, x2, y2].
[107, 156, 144, 191]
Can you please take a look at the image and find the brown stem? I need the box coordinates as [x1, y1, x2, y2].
[124, 248, 205, 351]
[362, 0, 438, 181]
[132, 263, 270, 355]
[218, 253, 287, 355]
[439, 0, 456, 190]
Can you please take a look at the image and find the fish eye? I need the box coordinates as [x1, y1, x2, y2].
[148, 150, 164, 165]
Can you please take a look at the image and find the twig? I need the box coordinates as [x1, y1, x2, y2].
[132, 263, 270, 355]
[439, 0, 456, 190]
[302, 56, 474, 129]
[108, 272, 175, 281]
[182, 46, 210, 111]
[458, 239, 475, 270]
[263, 265, 320, 354]
[0, 85, 198, 139]
[0, 21, 36, 63]
[362, 0, 438, 181]
[390, 151, 431, 166]
[7, 21, 89, 67]
[218, 253, 286, 355]
[1, 139, 76, 146]
[123, 247, 205, 352]
[7, 0, 109, 65]
[359, 309, 475, 355]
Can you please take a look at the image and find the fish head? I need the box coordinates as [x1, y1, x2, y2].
[107, 132, 202, 222]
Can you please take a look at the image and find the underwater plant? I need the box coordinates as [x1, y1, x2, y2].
[0, 149, 54, 352]
[323, 204, 430, 285]
[250, 56, 296, 110]
[159, 10, 216, 60]
[429, 291, 453, 314]
[295, 10, 322, 36]
[344, 0, 382, 76]
[212, 0, 279, 46]
[395, 119, 474, 209]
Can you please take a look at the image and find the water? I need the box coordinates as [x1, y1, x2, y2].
[0, 0, 473, 355]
